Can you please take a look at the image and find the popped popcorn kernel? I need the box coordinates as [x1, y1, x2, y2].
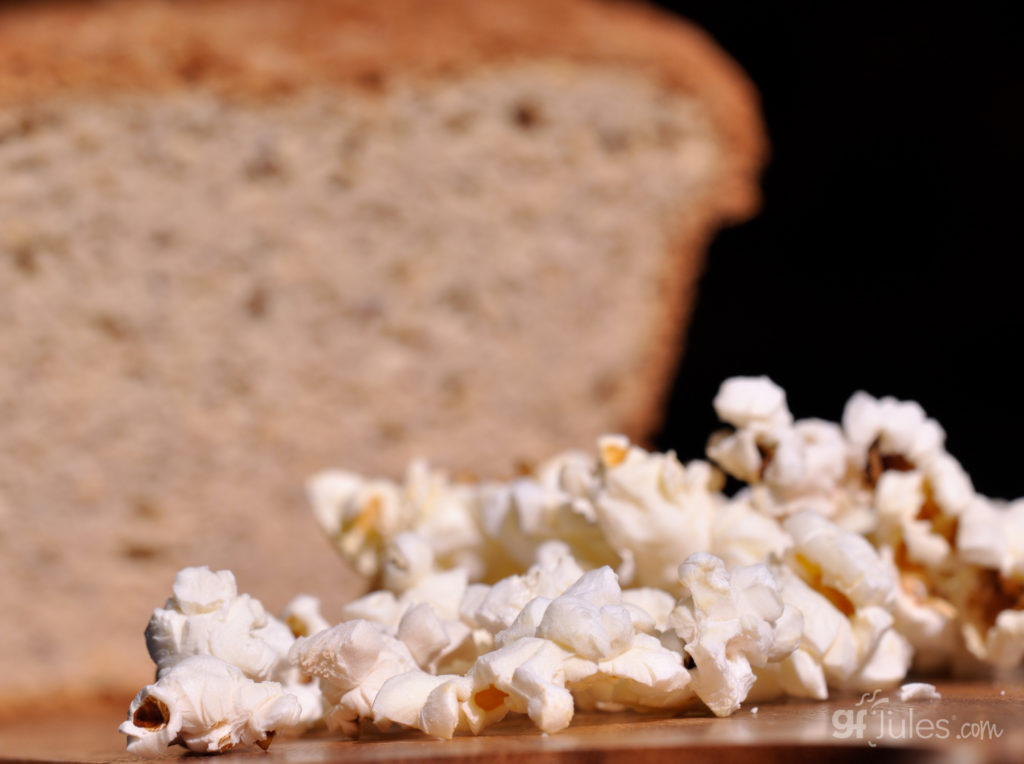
[791, 553, 856, 618]
[119, 656, 301, 755]
[131, 696, 169, 730]
[598, 434, 630, 468]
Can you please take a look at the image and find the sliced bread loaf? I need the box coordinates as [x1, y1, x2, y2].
[0, 0, 765, 706]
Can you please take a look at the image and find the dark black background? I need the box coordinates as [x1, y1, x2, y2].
[651, 2, 1022, 499]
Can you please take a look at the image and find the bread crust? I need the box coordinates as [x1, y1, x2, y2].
[0, 0, 764, 216]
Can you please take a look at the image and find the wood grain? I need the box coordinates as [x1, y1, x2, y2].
[1, 681, 1021, 763]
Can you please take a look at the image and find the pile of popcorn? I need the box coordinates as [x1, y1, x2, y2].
[120, 377, 1024, 754]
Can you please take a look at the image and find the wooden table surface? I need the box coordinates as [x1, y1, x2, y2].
[1, 681, 1021, 763]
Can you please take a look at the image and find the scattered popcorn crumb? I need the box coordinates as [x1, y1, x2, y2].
[751, 706, 758, 715]
[898, 682, 941, 701]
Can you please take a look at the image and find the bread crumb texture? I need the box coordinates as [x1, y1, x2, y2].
[0, 0, 764, 706]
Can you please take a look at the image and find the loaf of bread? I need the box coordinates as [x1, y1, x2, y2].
[0, 0, 764, 708]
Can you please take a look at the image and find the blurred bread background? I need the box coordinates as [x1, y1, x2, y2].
[0, 0, 765, 709]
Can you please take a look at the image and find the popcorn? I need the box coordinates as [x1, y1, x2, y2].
[370, 641, 567, 738]
[464, 542, 585, 635]
[707, 379, 856, 525]
[620, 587, 676, 632]
[307, 460, 483, 580]
[709, 497, 791, 570]
[866, 452, 974, 670]
[706, 377, 792, 488]
[713, 376, 793, 431]
[469, 637, 575, 733]
[572, 631, 693, 712]
[472, 567, 691, 730]
[398, 602, 473, 674]
[957, 497, 1024, 580]
[119, 656, 301, 754]
[121, 376, 1024, 754]
[370, 565, 694, 738]
[784, 512, 895, 612]
[750, 644, 828, 701]
[332, 534, 476, 674]
[477, 450, 618, 577]
[842, 392, 946, 480]
[875, 454, 974, 570]
[382, 531, 438, 593]
[145, 566, 294, 682]
[853, 627, 914, 689]
[778, 513, 912, 688]
[592, 437, 719, 592]
[281, 595, 330, 638]
[881, 547, 960, 670]
[371, 671, 489, 739]
[954, 567, 1024, 669]
[767, 565, 851, 687]
[898, 682, 941, 701]
[927, 496, 1024, 668]
[418, 676, 481, 737]
[371, 670, 452, 731]
[288, 620, 419, 736]
[759, 420, 850, 508]
[666, 554, 799, 716]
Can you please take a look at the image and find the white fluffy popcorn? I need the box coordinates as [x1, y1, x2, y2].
[958, 497, 1024, 580]
[592, 436, 720, 592]
[145, 566, 294, 682]
[463, 542, 585, 635]
[965, 609, 1024, 669]
[875, 454, 974, 570]
[762, 420, 849, 501]
[776, 513, 912, 689]
[784, 512, 895, 611]
[469, 567, 691, 732]
[713, 376, 793, 431]
[666, 554, 799, 716]
[370, 565, 694, 738]
[880, 546, 960, 670]
[932, 496, 1024, 669]
[371, 672, 488, 739]
[467, 637, 575, 734]
[620, 587, 676, 632]
[707, 380, 857, 525]
[706, 376, 793, 487]
[307, 460, 484, 579]
[523, 569, 692, 713]
[281, 595, 330, 639]
[333, 534, 476, 674]
[709, 497, 792, 570]
[121, 375, 1024, 754]
[533, 567, 633, 661]
[950, 564, 1024, 669]
[843, 392, 946, 476]
[477, 456, 618, 577]
[288, 620, 419, 736]
[572, 632, 694, 712]
[119, 656, 301, 754]
[752, 420, 855, 521]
